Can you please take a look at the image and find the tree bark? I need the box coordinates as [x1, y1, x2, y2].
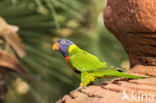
[57, 0, 156, 103]
[104, 0, 156, 67]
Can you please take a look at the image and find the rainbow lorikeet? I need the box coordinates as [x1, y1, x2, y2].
[53, 39, 143, 87]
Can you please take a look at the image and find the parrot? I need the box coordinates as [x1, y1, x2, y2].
[52, 39, 144, 87]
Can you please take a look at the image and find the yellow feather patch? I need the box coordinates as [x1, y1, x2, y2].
[68, 44, 77, 53]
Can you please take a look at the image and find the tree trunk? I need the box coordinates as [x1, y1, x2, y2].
[57, 0, 156, 103]
[104, 0, 156, 67]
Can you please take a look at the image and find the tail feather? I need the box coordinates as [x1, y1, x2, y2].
[93, 70, 145, 79]
[118, 72, 144, 79]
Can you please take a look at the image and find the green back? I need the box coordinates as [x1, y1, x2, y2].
[69, 47, 109, 72]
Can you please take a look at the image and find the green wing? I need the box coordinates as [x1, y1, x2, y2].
[70, 50, 114, 72]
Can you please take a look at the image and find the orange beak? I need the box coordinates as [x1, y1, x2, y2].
[52, 43, 59, 50]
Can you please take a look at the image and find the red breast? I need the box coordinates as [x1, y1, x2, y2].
[65, 56, 75, 71]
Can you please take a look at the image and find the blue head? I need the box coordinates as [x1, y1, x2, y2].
[53, 39, 74, 57]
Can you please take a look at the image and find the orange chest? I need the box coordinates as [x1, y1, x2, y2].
[65, 56, 75, 71]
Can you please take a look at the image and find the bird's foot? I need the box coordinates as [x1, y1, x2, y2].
[80, 83, 86, 87]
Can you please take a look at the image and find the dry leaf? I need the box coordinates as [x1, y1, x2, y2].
[0, 50, 29, 81]
[0, 17, 25, 58]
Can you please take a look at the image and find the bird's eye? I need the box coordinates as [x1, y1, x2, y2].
[61, 41, 66, 44]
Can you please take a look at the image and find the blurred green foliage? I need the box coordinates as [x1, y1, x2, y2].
[0, 0, 129, 103]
